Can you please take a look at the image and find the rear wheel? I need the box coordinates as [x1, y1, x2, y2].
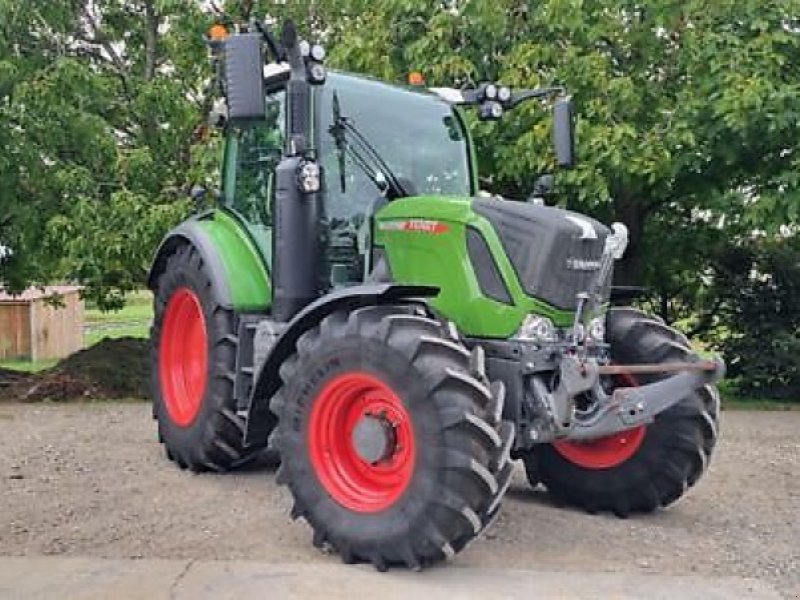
[270, 306, 514, 569]
[150, 244, 265, 471]
[524, 308, 719, 516]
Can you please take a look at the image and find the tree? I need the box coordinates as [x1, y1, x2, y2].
[1, 0, 798, 337]
[276, 0, 799, 311]
[0, 0, 210, 308]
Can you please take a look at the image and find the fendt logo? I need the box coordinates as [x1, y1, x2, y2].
[379, 220, 450, 234]
[566, 257, 601, 271]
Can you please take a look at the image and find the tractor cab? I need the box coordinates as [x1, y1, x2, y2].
[214, 27, 578, 323]
[221, 67, 475, 290]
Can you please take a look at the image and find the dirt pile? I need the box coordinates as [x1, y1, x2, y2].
[0, 368, 34, 402]
[0, 337, 149, 402]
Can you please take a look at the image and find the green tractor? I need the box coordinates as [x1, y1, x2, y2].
[149, 20, 723, 570]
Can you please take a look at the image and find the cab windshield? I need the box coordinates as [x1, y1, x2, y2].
[317, 73, 473, 219]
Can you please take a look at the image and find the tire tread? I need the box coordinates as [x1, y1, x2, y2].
[270, 305, 514, 569]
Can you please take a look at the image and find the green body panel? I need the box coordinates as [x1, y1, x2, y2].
[374, 197, 575, 338]
[197, 209, 271, 311]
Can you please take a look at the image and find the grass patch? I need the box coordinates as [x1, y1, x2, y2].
[722, 398, 800, 411]
[84, 290, 152, 346]
[84, 322, 150, 347]
[85, 290, 153, 324]
[0, 358, 58, 372]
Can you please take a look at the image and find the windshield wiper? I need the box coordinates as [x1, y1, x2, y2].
[330, 93, 348, 193]
[329, 92, 408, 199]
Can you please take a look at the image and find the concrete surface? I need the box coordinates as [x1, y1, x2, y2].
[0, 556, 784, 600]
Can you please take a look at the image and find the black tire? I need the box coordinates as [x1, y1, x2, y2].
[150, 244, 265, 472]
[524, 307, 720, 516]
[270, 306, 515, 570]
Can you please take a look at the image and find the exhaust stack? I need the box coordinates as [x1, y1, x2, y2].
[271, 21, 327, 321]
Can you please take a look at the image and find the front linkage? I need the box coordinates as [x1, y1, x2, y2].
[477, 222, 724, 451]
[508, 338, 723, 447]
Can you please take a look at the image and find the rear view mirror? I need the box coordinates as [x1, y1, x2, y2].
[224, 34, 266, 122]
[553, 97, 576, 169]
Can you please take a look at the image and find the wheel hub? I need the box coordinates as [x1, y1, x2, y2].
[351, 413, 397, 464]
[308, 372, 415, 513]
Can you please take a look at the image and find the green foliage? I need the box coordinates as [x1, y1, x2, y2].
[47, 191, 190, 309]
[0, 0, 209, 308]
[0, 0, 798, 394]
[296, 1, 799, 256]
[709, 238, 800, 401]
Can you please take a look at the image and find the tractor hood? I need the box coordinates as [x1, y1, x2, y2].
[373, 195, 607, 337]
[471, 199, 611, 311]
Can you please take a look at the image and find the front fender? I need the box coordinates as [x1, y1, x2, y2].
[243, 283, 439, 446]
[147, 210, 271, 312]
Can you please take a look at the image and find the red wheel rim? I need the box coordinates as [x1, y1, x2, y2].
[553, 373, 646, 469]
[308, 372, 415, 513]
[159, 287, 208, 427]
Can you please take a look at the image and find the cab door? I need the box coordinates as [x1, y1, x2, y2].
[221, 89, 286, 269]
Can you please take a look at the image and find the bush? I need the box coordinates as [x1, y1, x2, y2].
[710, 238, 800, 400]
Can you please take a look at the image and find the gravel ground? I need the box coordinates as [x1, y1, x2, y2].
[0, 404, 797, 598]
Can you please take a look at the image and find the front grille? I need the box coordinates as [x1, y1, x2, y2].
[473, 199, 609, 310]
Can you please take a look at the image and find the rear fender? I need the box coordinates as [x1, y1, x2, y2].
[147, 210, 271, 312]
[243, 283, 439, 446]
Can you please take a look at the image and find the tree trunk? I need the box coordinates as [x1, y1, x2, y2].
[144, 1, 158, 82]
[613, 192, 646, 287]
[659, 291, 670, 324]
[142, 1, 159, 147]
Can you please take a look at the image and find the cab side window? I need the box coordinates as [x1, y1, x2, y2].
[229, 91, 285, 226]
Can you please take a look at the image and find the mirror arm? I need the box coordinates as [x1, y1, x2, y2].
[508, 86, 566, 109]
[459, 89, 481, 105]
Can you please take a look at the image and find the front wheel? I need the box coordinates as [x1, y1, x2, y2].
[270, 306, 514, 570]
[523, 308, 720, 517]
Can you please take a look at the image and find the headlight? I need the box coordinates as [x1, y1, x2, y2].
[479, 100, 504, 120]
[516, 315, 558, 342]
[310, 44, 326, 62]
[587, 316, 605, 342]
[307, 62, 327, 84]
[297, 160, 321, 193]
